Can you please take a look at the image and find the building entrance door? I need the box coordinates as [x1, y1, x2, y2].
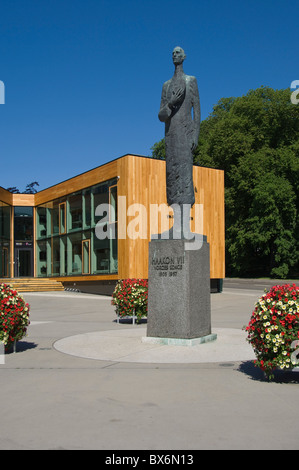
[14, 248, 33, 277]
[1, 247, 9, 277]
[14, 206, 34, 278]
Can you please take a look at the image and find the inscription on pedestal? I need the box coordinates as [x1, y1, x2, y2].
[151, 255, 184, 278]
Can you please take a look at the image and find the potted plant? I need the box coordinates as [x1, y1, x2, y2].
[245, 283, 299, 379]
[112, 279, 148, 324]
[0, 283, 30, 351]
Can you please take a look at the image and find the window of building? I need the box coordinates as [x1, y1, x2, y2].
[36, 205, 48, 238]
[59, 202, 66, 234]
[68, 193, 82, 231]
[35, 177, 118, 277]
[51, 201, 60, 235]
[36, 240, 48, 277]
[82, 239, 90, 274]
[14, 207, 33, 242]
[0, 201, 11, 277]
[83, 189, 91, 228]
[14, 206, 34, 278]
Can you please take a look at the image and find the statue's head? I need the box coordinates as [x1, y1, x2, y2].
[172, 47, 186, 65]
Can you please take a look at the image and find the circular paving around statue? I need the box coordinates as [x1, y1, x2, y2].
[54, 327, 255, 364]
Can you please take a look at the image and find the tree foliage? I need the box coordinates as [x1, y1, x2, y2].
[23, 181, 39, 194]
[151, 86, 299, 279]
[150, 139, 165, 160]
[6, 181, 39, 194]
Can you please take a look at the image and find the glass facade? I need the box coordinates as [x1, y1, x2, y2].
[14, 206, 33, 242]
[14, 206, 34, 277]
[0, 201, 11, 277]
[36, 178, 118, 277]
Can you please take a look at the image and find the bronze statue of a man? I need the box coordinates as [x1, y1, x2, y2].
[158, 47, 200, 208]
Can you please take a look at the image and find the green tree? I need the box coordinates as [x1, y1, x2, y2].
[150, 138, 165, 160]
[7, 181, 39, 194]
[24, 181, 39, 194]
[196, 86, 299, 278]
[6, 187, 20, 194]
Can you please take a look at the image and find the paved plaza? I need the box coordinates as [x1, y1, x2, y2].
[1, 280, 299, 450]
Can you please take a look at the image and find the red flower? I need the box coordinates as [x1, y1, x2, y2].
[245, 283, 299, 379]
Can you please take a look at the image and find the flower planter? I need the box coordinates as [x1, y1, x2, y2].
[117, 312, 137, 325]
[245, 283, 299, 380]
[112, 279, 148, 324]
[0, 283, 30, 351]
[4, 340, 17, 354]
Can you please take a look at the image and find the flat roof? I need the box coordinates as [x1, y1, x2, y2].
[1, 153, 222, 196]
[0, 153, 144, 195]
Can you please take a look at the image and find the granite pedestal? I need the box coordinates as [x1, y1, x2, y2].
[145, 237, 217, 344]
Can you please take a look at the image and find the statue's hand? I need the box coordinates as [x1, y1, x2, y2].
[168, 87, 185, 109]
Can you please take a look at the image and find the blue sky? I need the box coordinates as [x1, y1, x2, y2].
[0, 0, 297, 191]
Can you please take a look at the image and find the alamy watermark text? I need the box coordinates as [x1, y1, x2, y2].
[290, 80, 299, 105]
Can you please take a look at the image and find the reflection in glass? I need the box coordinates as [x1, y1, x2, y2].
[59, 203, 66, 234]
[34, 177, 118, 277]
[52, 237, 60, 276]
[36, 240, 47, 277]
[0, 201, 11, 277]
[69, 233, 82, 274]
[83, 190, 91, 228]
[82, 239, 90, 274]
[14, 207, 33, 242]
[36, 206, 47, 238]
[52, 201, 59, 235]
[69, 193, 82, 231]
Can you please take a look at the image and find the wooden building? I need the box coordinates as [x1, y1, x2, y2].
[0, 154, 225, 293]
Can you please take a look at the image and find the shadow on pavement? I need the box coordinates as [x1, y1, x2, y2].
[5, 341, 38, 355]
[238, 360, 299, 384]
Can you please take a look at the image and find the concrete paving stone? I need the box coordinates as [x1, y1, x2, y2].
[0, 281, 298, 450]
[53, 327, 255, 363]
